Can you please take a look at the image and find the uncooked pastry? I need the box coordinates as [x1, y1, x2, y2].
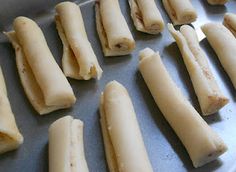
[55, 1, 103, 80]
[100, 81, 153, 172]
[49, 116, 89, 172]
[95, 0, 135, 56]
[168, 24, 228, 115]
[139, 48, 227, 168]
[5, 17, 76, 115]
[128, 0, 164, 34]
[0, 67, 23, 154]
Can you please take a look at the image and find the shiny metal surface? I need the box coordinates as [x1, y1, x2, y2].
[0, 0, 235, 171]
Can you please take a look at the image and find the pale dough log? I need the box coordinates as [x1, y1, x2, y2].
[201, 23, 236, 89]
[5, 17, 76, 114]
[49, 116, 89, 172]
[128, 0, 164, 34]
[100, 81, 153, 172]
[5, 32, 71, 114]
[13, 17, 75, 107]
[139, 48, 227, 168]
[168, 24, 228, 115]
[95, 0, 135, 56]
[0, 67, 23, 154]
[223, 13, 236, 37]
[55, 1, 103, 80]
[207, 0, 228, 5]
[162, 0, 197, 25]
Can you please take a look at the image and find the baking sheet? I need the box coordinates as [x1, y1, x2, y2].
[0, 0, 236, 171]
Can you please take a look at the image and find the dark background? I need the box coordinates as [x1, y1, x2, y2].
[0, 0, 235, 171]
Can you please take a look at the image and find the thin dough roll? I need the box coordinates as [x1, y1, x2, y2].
[162, 0, 197, 25]
[128, 0, 164, 34]
[5, 17, 76, 115]
[223, 13, 236, 37]
[49, 116, 89, 172]
[55, 1, 103, 80]
[139, 48, 227, 168]
[168, 24, 228, 115]
[0, 67, 23, 154]
[201, 23, 236, 89]
[95, 0, 135, 56]
[100, 81, 153, 172]
[207, 0, 228, 5]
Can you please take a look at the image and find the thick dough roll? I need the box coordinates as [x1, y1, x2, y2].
[128, 0, 164, 34]
[207, 0, 228, 5]
[223, 13, 236, 37]
[162, 0, 197, 25]
[100, 81, 153, 172]
[168, 24, 228, 115]
[55, 1, 103, 80]
[0, 67, 23, 154]
[95, 0, 135, 56]
[139, 48, 227, 168]
[49, 116, 89, 172]
[5, 17, 76, 115]
[201, 23, 236, 89]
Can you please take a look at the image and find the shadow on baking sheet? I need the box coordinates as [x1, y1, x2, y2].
[200, 0, 227, 15]
[163, 43, 202, 113]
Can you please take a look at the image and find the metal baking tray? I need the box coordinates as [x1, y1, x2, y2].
[0, 0, 235, 171]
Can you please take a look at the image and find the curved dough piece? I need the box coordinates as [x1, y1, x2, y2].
[55, 1, 103, 80]
[128, 0, 164, 34]
[168, 24, 228, 115]
[5, 17, 76, 115]
[201, 23, 236, 89]
[207, 0, 228, 5]
[95, 0, 135, 56]
[139, 48, 227, 168]
[162, 0, 197, 25]
[223, 13, 236, 37]
[0, 67, 23, 154]
[100, 81, 153, 172]
[49, 116, 89, 172]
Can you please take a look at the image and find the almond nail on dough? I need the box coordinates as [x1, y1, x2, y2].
[95, 0, 135, 56]
[168, 24, 228, 115]
[5, 17, 76, 115]
[49, 116, 89, 172]
[100, 81, 153, 172]
[55, 1, 103, 80]
[138, 48, 227, 168]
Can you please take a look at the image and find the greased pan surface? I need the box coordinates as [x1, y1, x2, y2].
[0, 0, 235, 171]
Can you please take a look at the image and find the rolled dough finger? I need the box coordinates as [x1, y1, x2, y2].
[49, 116, 89, 172]
[55, 2, 103, 80]
[128, 0, 164, 34]
[100, 81, 153, 172]
[5, 17, 76, 114]
[0, 67, 23, 154]
[168, 24, 228, 115]
[95, 0, 135, 56]
[162, 0, 197, 25]
[223, 13, 236, 37]
[12, 16, 76, 107]
[139, 48, 227, 168]
[201, 23, 236, 89]
[207, 0, 228, 5]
